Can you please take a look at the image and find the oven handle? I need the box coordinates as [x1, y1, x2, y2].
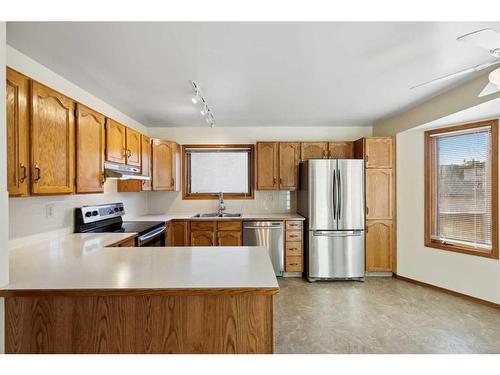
[138, 226, 166, 246]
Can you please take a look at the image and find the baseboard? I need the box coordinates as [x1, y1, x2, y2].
[393, 274, 500, 310]
[365, 271, 393, 277]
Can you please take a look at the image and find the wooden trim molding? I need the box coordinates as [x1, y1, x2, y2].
[394, 274, 500, 310]
[182, 144, 255, 200]
[424, 119, 499, 259]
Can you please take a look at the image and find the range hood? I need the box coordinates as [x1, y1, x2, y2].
[104, 162, 150, 180]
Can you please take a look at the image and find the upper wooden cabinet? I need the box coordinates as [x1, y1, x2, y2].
[141, 135, 152, 191]
[105, 118, 126, 164]
[75, 104, 105, 194]
[279, 142, 300, 190]
[31, 81, 75, 195]
[365, 138, 393, 168]
[328, 142, 354, 159]
[125, 128, 141, 167]
[152, 139, 179, 191]
[366, 169, 393, 220]
[256, 142, 279, 190]
[6, 68, 30, 197]
[301, 142, 328, 160]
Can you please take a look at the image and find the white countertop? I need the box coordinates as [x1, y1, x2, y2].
[2, 233, 279, 292]
[131, 213, 305, 222]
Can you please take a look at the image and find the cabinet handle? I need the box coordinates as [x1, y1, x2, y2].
[122, 148, 127, 157]
[101, 173, 107, 185]
[279, 178, 283, 184]
[289, 234, 299, 238]
[33, 164, 41, 183]
[19, 163, 27, 183]
[365, 154, 369, 163]
[170, 177, 174, 186]
[273, 178, 277, 185]
[322, 150, 327, 158]
[366, 207, 369, 215]
[127, 149, 132, 157]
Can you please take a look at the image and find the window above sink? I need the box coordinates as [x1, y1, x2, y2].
[182, 145, 255, 200]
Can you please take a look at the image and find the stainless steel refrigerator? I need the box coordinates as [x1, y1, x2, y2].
[298, 159, 365, 281]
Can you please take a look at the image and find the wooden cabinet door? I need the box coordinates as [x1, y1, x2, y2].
[190, 230, 216, 246]
[105, 118, 126, 164]
[279, 142, 300, 190]
[76, 104, 105, 193]
[31, 81, 75, 195]
[301, 142, 328, 160]
[152, 139, 176, 191]
[366, 220, 393, 272]
[125, 127, 141, 167]
[171, 221, 189, 246]
[6, 68, 30, 197]
[141, 135, 152, 191]
[217, 230, 242, 246]
[328, 142, 354, 159]
[365, 138, 393, 168]
[366, 169, 393, 220]
[256, 142, 278, 190]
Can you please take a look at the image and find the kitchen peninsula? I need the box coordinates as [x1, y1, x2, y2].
[0, 233, 278, 354]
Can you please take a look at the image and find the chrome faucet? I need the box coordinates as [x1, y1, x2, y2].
[217, 192, 226, 215]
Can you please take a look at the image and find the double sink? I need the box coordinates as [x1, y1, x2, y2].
[192, 213, 242, 218]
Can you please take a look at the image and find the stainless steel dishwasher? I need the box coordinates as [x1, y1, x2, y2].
[243, 221, 284, 276]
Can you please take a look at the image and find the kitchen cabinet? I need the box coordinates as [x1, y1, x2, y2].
[75, 104, 105, 193]
[117, 135, 152, 192]
[256, 142, 300, 191]
[301, 142, 328, 160]
[278, 142, 300, 190]
[355, 136, 395, 273]
[190, 221, 216, 246]
[364, 137, 393, 168]
[366, 220, 393, 272]
[284, 220, 303, 273]
[105, 118, 126, 164]
[30, 81, 75, 195]
[125, 127, 141, 167]
[6, 68, 30, 197]
[365, 169, 393, 220]
[216, 221, 242, 246]
[328, 142, 354, 159]
[152, 139, 179, 191]
[256, 142, 279, 190]
[169, 220, 189, 246]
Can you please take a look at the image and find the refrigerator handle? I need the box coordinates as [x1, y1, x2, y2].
[337, 168, 341, 220]
[332, 167, 336, 220]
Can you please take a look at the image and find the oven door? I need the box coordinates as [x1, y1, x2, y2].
[137, 226, 166, 247]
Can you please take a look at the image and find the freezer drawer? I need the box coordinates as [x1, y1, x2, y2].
[308, 230, 364, 280]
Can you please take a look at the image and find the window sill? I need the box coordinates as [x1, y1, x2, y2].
[425, 240, 499, 259]
[182, 193, 255, 200]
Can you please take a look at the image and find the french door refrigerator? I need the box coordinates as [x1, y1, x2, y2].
[298, 159, 365, 281]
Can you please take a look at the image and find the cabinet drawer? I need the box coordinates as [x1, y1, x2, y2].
[285, 242, 302, 257]
[285, 230, 302, 242]
[217, 221, 242, 231]
[285, 221, 303, 231]
[190, 221, 215, 231]
[285, 256, 302, 272]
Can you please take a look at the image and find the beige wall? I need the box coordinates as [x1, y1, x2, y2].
[6, 46, 150, 239]
[374, 71, 500, 136]
[147, 126, 372, 215]
[396, 122, 500, 304]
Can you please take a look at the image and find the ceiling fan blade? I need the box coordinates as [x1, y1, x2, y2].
[478, 81, 500, 97]
[411, 60, 500, 90]
[457, 28, 500, 51]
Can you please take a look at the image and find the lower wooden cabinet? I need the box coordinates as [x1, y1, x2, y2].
[108, 237, 136, 247]
[168, 220, 189, 246]
[365, 220, 393, 272]
[216, 221, 242, 246]
[284, 221, 303, 273]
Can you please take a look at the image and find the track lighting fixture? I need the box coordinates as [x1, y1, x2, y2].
[190, 80, 216, 127]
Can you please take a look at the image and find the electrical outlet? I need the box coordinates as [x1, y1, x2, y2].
[45, 203, 55, 218]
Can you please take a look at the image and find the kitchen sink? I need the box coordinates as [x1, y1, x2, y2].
[192, 213, 242, 218]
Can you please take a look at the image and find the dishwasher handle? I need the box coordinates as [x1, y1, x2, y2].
[243, 225, 283, 229]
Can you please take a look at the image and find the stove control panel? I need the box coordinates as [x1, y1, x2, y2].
[80, 203, 125, 224]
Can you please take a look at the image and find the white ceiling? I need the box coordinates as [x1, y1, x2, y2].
[6, 22, 500, 127]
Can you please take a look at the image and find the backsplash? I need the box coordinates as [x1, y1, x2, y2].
[8, 180, 149, 239]
[148, 190, 296, 215]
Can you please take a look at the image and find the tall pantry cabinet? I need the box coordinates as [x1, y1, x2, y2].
[354, 137, 395, 273]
